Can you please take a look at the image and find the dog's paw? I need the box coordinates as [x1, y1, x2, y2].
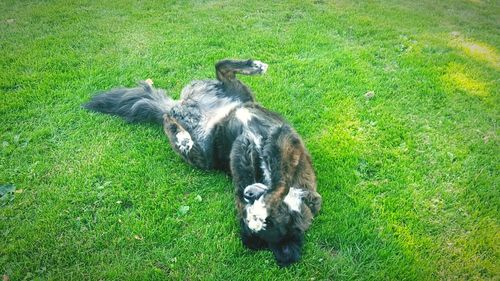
[243, 183, 268, 204]
[251, 60, 268, 74]
[175, 131, 193, 153]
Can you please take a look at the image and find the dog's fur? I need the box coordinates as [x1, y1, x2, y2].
[83, 59, 321, 267]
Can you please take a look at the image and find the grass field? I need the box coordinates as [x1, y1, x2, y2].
[1, 0, 499, 280]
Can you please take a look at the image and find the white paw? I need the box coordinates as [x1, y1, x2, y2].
[175, 131, 193, 153]
[243, 183, 268, 203]
[253, 60, 268, 74]
[245, 197, 268, 232]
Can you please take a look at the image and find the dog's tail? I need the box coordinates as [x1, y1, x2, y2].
[83, 81, 175, 124]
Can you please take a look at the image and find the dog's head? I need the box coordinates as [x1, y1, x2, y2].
[239, 125, 321, 267]
[241, 183, 318, 267]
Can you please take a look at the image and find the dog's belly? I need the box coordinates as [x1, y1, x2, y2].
[178, 80, 245, 140]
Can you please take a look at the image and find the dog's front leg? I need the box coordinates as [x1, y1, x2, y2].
[230, 135, 264, 200]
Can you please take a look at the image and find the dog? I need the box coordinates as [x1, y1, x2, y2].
[83, 59, 322, 267]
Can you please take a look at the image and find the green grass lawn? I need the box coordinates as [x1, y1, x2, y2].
[1, 0, 498, 280]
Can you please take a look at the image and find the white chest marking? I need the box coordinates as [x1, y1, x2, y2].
[284, 188, 305, 212]
[245, 197, 268, 232]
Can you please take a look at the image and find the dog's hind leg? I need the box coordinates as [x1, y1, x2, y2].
[215, 59, 268, 102]
[163, 114, 212, 170]
[216, 59, 268, 82]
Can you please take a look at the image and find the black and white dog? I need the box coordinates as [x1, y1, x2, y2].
[84, 59, 322, 267]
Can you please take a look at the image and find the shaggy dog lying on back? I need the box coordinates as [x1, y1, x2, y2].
[84, 59, 322, 267]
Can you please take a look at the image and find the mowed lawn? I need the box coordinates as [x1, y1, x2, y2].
[1, 0, 498, 280]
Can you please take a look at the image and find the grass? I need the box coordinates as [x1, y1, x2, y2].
[0, 0, 498, 280]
